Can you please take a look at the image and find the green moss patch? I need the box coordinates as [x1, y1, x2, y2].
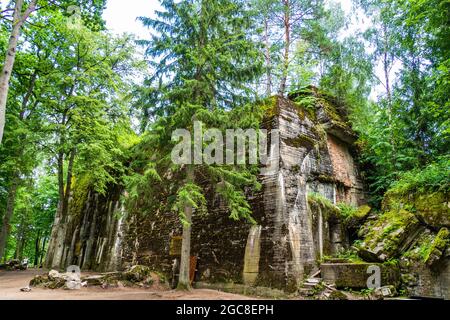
[70, 175, 93, 219]
[336, 203, 371, 227]
[424, 228, 449, 265]
[307, 192, 340, 221]
[285, 134, 316, 149]
[383, 190, 450, 228]
[357, 209, 420, 261]
[259, 96, 279, 121]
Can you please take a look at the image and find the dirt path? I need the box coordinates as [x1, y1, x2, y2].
[0, 269, 256, 300]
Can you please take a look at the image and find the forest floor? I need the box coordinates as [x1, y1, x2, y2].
[0, 269, 256, 300]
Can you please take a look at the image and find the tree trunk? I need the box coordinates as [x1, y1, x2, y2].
[16, 232, 26, 261]
[264, 17, 272, 96]
[279, 0, 290, 96]
[0, 0, 36, 144]
[39, 236, 47, 267]
[381, 23, 398, 173]
[34, 230, 41, 267]
[177, 166, 194, 290]
[0, 175, 20, 261]
[14, 213, 26, 260]
[45, 148, 76, 269]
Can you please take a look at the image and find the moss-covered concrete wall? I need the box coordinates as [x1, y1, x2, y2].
[49, 90, 368, 293]
[118, 93, 366, 292]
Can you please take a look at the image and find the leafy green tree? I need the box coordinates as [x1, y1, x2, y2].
[351, 0, 449, 204]
[0, 0, 107, 144]
[33, 13, 138, 268]
[0, 24, 47, 262]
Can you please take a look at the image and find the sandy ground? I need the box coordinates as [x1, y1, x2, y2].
[0, 269, 256, 300]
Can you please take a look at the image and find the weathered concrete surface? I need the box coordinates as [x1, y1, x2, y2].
[401, 256, 450, 299]
[46, 183, 126, 272]
[255, 94, 366, 291]
[321, 263, 400, 289]
[243, 225, 262, 285]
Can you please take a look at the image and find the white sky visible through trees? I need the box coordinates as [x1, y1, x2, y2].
[103, 0, 353, 39]
[0, 0, 392, 99]
[103, 0, 395, 100]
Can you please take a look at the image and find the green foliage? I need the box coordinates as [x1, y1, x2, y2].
[308, 192, 335, 210]
[137, 0, 263, 112]
[1, 0, 449, 273]
[336, 203, 357, 221]
[336, 249, 364, 263]
[352, 0, 450, 206]
[307, 192, 340, 220]
[173, 183, 207, 226]
[4, 174, 58, 264]
[125, 0, 264, 229]
[387, 157, 450, 195]
[337, 203, 372, 226]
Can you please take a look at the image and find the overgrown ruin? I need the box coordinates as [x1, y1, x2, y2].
[44, 88, 450, 299]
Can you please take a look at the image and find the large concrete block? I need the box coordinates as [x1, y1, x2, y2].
[321, 263, 400, 289]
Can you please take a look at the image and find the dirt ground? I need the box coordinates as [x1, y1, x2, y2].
[0, 269, 256, 300]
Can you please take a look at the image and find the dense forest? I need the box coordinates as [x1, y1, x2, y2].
[0, 0, 448, 293]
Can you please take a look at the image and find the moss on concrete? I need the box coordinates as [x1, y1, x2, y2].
[259, 96, 279, 121]
[383, 190, 450, 228]
[70, 175, 92, 219]
[357, 209, 420, 261]
[285, 134, 316, 149]
[307, 192, 340, 221]
[414, 192, 450, 228]
[424, 228, 449, 265]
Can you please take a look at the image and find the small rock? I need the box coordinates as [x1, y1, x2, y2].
[306, 278, 321, 284]
[29, 275, 49, 287]
[48, 269, 61, 280]
[374, 285, 397, 298]
[20, 286, 31, 292]
[65, 280, 82, 290]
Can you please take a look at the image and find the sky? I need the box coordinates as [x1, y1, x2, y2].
[103, 0, 161, 40]
[103, 0, 357, 39]
[102, 0, 390, 99]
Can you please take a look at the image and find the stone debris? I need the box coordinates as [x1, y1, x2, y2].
[30, 269, 82, 290]
[0, 259, 28, 271]
[29, 265, 164, 291]
[20, 286, 31, 292]
[65, 280, 82, 290]
[298, 276, 348, 300]
[374, 285, 397, 298]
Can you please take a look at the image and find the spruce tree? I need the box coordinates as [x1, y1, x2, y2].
[135, 0, 263, 289]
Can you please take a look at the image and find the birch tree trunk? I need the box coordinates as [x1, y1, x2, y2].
[0, 0, 36, 144]
[279, 0, 290, 96]
[264, 17, 272, 96]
